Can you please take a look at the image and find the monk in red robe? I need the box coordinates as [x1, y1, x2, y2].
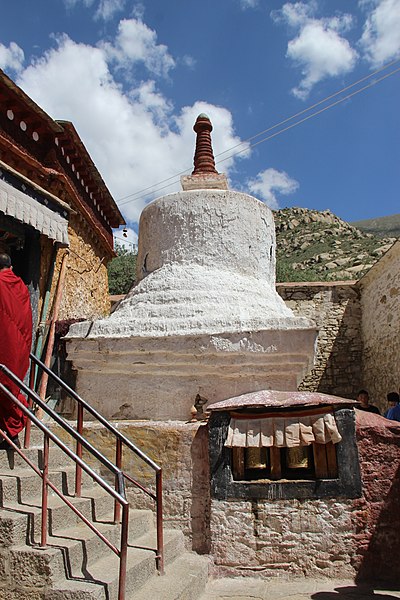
[0, 253, 32, 448]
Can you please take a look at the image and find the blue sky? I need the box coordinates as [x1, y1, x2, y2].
[1, 0, 399, 245]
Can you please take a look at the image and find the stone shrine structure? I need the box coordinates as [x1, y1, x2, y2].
[66, 114, 317, 420]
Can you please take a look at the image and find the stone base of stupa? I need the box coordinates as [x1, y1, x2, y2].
[66, 183, 318, 421]
[66, 326, 316, 421]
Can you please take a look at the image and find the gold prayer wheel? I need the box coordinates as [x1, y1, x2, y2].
[245, 447, 268, 469]
[287, 446, 309, 469]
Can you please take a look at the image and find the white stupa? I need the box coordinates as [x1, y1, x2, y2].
[66, 114, 317, 420]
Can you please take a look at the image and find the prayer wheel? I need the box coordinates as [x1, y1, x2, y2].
[245, 447, 268, 469]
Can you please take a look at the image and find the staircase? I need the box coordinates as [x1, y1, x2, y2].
[0, 428, 209, 599]
[0, 352, 209, 600]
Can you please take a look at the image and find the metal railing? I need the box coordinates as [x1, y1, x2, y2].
[0, 355, 164, 600]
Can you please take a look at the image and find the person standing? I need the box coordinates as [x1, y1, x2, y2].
[356, 389, 381, 414]
[0, 253, 32, 448]
[385, 392, 400, 422]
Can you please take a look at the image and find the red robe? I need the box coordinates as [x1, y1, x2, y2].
[0, 268, 32, 437]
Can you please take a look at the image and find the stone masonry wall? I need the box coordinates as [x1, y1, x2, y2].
[277, 282, 362, 400]
[359, 241, 400, 409]
[210, 498, 356, 579]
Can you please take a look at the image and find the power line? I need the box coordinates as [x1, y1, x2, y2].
[116, 59, 400, 208]
[217, 65, 400, 164]
[214, 57, 400, 158]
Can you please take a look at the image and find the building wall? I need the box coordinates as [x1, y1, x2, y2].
[58, 213, 111, 320]
[55, 421, 211, 554]
[277, 282, 362, 400]
[359, 241, 400, 409]
[352, 412, 400, 584]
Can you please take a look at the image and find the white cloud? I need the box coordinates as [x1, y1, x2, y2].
[272, 1, 317, 27]
[104, 18, 175, 77]
[15, 28, 248, 226]
[359, 0, 400, 67]
[0, 42, 24, 73]
[272, 2, 358, 99]
[181, 55, 196, 69]
[95, 0, 126, 21]
[63, 0, 125, 20]
[63, 0, 95, 11]
[239, 0, 259, 9]
[288, 21, 357, 99]
[246, 168, 299, 208]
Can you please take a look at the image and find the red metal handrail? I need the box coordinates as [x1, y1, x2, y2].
[0, 357, 163, 598]
[27, 352, 164, 573]
[0, 377, 129, 599]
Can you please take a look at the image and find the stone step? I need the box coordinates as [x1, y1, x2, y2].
[0, 486, 115, 546]
[6, 543, 66, 588]
[49, 508, 154, 575]
[2, 510, 157, 588]
[67, 528, 185, 600]
[11, 530, 183, 600]
[130, 552, 209, 600]
[0, 445, 80, 471]
[0, 465, 96, 504]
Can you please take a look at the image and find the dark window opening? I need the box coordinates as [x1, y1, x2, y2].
[232, 442, 337, 482]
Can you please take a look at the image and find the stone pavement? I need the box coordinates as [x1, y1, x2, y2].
[199, 578, 400, 600]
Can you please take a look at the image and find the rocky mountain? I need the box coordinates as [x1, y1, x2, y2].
[274, 207, 396, 282]
[351, 213, 400, 239]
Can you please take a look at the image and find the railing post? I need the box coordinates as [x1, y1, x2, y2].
[118, 503, 129, 600]
[75, 403, 83, 497]
[114, 438, 122, 523]
[40, 433, 49, 547]
[24, 359, 36, 449]
[156, 469, 164, 574]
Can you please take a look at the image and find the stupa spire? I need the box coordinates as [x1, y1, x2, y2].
[181, 114, 228, 191]
[192, 113, 218, 175]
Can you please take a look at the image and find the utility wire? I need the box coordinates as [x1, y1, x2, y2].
[218, 65, 400, 164]
[214, 57, 400, 158]
[116, 59, 400, 208]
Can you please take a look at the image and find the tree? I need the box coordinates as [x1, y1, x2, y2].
[107, 245, 137, 295]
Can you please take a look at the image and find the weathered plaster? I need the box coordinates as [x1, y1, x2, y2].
[58, 213, 111, 321]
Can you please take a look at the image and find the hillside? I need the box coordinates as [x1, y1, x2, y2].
[351, 213, 400, 239]
[274, 207, 396, 282]
[108, 207, 397, 293]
